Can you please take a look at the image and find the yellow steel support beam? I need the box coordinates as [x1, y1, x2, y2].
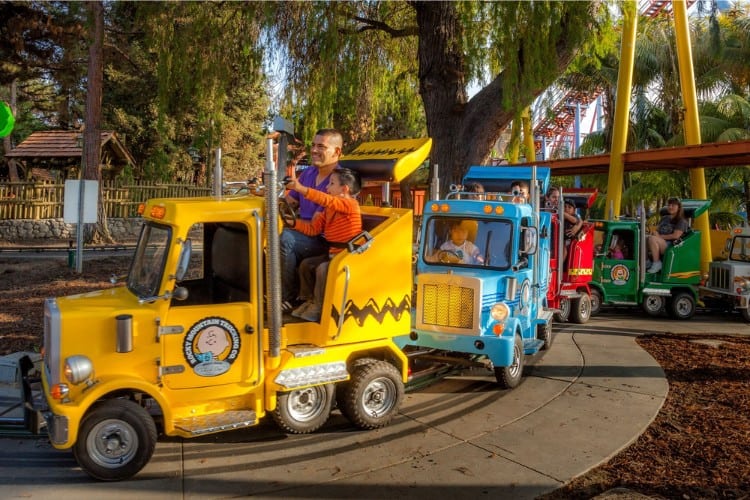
[606, 1, 637, 219]
[673, 0, 712, 270]
[522, 107, 536, 164]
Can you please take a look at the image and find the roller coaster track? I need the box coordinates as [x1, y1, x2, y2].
[530, 0, 697, 161]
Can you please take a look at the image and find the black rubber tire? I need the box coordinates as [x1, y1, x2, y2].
[570, 294, 592, 324]
[590, 288, 603, 316]
[553, 298, 570, 323]
[668, 291, 696, 320]
[338, 360, 404, 429]
[642, 295, 665, 317]
[538, 321, 553, 351]
[494, 333, 524, 389]
[272, 384, 334, 434]
[73, 399, 157, 481]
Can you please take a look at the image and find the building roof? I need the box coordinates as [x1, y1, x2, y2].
[5, 130, 136, 168]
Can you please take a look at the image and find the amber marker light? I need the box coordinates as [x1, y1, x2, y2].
[495, 205, 504, 215]
[483, 204, 492, 214]
[50, 383, 69, 401]
[492, 323, 505, 335]
[137, 203, 146, 215]
[430, 203, 440, 212]
[440, 204, 450, 213]
[150, 205, 167, 219]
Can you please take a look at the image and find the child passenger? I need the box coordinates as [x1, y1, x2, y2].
[438, 220, 484, 264]
[286, 168, 362, 322]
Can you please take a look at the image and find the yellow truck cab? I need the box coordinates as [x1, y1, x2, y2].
[32, 132, 432, 481]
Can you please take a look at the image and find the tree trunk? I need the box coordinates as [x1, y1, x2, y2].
[82, 1, 113, 244]
[413, 1, 594, 196]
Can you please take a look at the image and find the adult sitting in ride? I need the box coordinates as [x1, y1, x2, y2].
[280, 128, 343, 312]
[646, 197, 688, 274]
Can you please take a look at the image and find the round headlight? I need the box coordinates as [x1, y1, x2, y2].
[490, 302, 510, 322]
[64, 355, 94, 385]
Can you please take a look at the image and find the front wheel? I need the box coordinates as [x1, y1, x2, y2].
[272, 384, 334, 434]
[642, 295, 665, 317]
[590, 288, 603, 316]
[494, 333, 524, 389]
[668, 292, 695, 320]
[338, 361, 404, 429]
[73, 399, 157, 481]
[570, 294, 592, 324]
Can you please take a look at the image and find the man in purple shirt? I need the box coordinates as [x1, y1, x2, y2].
[280, 128, 342, 311]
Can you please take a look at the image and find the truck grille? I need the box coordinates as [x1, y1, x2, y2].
[709, 266, 731, 291]
[420, 283, 475, 329]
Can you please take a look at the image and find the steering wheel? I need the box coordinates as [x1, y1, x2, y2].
[278, 198, 297, 228]
[437, 250, 462, 264]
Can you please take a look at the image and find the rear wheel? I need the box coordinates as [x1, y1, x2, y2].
[590, 288, 603, 316]
[73, 399, 157, 481]
[538, 322, 553, 351]
[570, 294, 592, 324]
[553, 298, 570, 323]
[494, 333, 524, 389]
[668, 292, 695, 320]
[642, 295, 665, 317]
[272, 384, 334, 434]
[338, 361, 404, 429]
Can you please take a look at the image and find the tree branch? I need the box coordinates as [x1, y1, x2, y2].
[338, 15, 417, 38]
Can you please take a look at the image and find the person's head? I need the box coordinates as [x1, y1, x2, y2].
[327, 168, 361, 197]
[511, 180, 529, 200]
[465, 182, 485, 200]
[666, 197, 685, 221]
[564, 199, 576, 214]
[310, 129, 343, 171]
[448, 220, 471, 245]
[546, 186, 560, 208]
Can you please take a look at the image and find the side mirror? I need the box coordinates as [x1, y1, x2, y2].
[175, 239, 192, 281]
[521, 227, 538, 255]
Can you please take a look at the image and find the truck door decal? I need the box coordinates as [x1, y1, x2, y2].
[610, 264, 630, 285]
[183, 317, 241, 377]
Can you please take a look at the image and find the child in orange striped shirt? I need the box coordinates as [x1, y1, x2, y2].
[286, 168, 362, 322]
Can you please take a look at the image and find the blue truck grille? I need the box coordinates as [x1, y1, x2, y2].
[420, 283, 475, 329]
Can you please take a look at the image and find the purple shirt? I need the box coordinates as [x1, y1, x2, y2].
[289, 165, 338, 221]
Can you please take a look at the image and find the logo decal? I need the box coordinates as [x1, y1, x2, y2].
[183, 317, 241, 377]
[610, 264, 630, 285]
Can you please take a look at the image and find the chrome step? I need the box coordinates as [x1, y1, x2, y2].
[173, 410, 257, 435]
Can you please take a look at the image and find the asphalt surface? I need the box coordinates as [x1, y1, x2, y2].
[0, 312, 746, 499]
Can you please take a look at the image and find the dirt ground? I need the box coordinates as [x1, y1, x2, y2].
[1, 254, 748, 499]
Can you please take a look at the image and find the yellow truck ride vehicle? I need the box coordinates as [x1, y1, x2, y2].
[29, 132, 432, 481]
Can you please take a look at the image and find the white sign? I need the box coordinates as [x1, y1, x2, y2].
[63, 180, 99, 223]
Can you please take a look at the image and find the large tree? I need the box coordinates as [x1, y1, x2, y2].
[267, 1, 610, 195]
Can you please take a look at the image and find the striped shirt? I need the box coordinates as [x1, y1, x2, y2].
[293, 188, 362, 254]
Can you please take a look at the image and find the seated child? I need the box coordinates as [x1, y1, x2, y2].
[437, 220, 484, 265]
[286, 168, 362, 322]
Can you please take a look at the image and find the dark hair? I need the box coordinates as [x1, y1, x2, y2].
[314, 128, 343, 148]
[333, 168, 361, 195]
[564, 199, 575, 208]
[466, 182, 484, 193]
[667, 197, 685, 222]
[511, 180, 529, 190]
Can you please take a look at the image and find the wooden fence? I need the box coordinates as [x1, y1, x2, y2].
[0, 181, 211, 220]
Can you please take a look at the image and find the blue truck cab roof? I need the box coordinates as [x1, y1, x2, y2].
[462, 165, 551, 195]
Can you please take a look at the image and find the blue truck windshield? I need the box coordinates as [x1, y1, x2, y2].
[423, 217, 512, 270]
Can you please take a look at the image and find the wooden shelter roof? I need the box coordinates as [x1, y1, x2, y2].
[5, 130, 136, 168]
